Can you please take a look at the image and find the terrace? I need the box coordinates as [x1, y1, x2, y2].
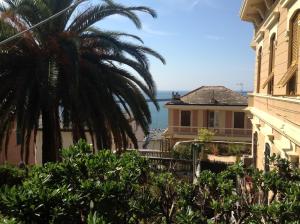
[167, 126, 252, 139]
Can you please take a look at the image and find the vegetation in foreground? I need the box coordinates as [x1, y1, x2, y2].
[0, 141, 299, 224]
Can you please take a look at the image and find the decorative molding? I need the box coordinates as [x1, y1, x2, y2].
[249, 107, 300, 146]
[274, 138, 293, 152]
[285, 30, 290, 42]
[265, 11, 280, 30]
[267, 134, 274, 142]
[255, 30, 265, 43]
[248, 93, 300, 105]
[250, 39, 257, 50]
[281, 0, 297, 8]
[264, 0, 273, 9]
[261, 125, 273, 136]
[252, 5, 266, 20]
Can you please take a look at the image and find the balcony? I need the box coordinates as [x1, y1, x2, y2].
[167, 126, 252, 139]
[248, 93, 300, 127]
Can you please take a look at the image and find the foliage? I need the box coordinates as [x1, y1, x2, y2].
[198, 129, 215, 142]
[0, 141, 299, 223]
[205, 143, 251, 157]
[0, 215, 18, 224]
[0, 0, 165, 163]
[0, 165, 27, 187]
[172, 142, 192, 160]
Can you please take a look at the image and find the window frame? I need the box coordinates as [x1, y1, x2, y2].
[287, 74, 297, 95]
[180, 110, 191, 127]
[233, 112, 245, 129]
[286, 11, 300, 95]
[267, 34, 276, 95]
[207, 111, 219, 128]
[257, 47, 262, 93]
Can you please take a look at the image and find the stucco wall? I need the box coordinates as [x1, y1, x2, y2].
[0, 124, 35, 165]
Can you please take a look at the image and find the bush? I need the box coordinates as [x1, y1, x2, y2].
[172, 142, 192, 160]
[0, 165, 27, 187]
[0, 140, 150, 223]
[0, 141, 299, 223]
[198, 129, 215, 142]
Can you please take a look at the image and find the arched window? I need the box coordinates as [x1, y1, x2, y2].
[287, 11, 300, 95]
[263, 35, 276, 95]
[268, 35, 275, 95]
[264, 143, 271, 172]
[279, 11, 300, 95]
[290, 12, 300, 66]
[256, 47, 262, 93]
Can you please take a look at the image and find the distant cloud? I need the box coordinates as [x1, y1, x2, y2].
[201, 0, 218, 9]
[190, 0, 200, 9]
[204, 35, 224, 41]
[142, 24, 177, 36]
[165, 0, 218, 11]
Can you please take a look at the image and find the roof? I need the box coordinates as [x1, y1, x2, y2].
[166, 86, 248, 106]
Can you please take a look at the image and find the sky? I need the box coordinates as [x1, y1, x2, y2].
[0, 0, 255, 91]
[96, 0, 255, 91]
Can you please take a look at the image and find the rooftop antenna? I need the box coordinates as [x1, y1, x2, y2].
[236, 83, 244, 94]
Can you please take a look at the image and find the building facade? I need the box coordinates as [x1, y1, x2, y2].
[163, 86, 252, 147]
[240, 0, 300, 169]
[0, 120, 144, 165]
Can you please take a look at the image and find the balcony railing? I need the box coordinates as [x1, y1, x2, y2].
[248, 93, 300, 127]
[169, 126, 252, 138]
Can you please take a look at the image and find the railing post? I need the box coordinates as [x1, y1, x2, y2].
[192, 143, 204, 183]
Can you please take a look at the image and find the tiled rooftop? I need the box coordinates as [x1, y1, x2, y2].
[166, 86, 248, 106]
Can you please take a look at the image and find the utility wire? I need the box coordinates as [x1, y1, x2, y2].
[0, 0, 86, 46]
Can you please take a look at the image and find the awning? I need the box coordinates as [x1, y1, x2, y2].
[262, 72, 274, 89]
[278, 63, 298, 87]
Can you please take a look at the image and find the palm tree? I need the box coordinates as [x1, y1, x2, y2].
[0, 0, 165, 163]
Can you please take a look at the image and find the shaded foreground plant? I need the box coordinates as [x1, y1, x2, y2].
[0, 141, 299, 223]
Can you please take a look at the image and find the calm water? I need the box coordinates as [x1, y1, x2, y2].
[148, 91, 187, 129]
[148, 90, 249, 130]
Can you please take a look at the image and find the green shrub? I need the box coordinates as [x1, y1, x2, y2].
[172, 143, 192, 160]
[198, 129, 215, 142]
[0, 141, 299, 224]
[0, 165, 26, 187]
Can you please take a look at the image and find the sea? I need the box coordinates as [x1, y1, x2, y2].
[148, 90, 248, 130]
[148, 91, 187, 130]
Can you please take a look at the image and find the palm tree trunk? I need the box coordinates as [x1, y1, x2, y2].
[42, 107, 62, 163]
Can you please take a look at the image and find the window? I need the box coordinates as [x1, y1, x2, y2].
[267, 78, 274, 95]
[287, 74, 297, 95]
[208, 111, 214, 127]
[234, 112, 245, 129]
[181, 111, 191, 127]
[290, 12, 300, 66]
[257, 47, 262, 93]
[269, 35, 276, 73]
[268, 35, 276, 95]
[208, 111, 219, 128]
[284, 11, 300, 94]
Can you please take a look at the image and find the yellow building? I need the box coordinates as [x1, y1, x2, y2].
[164, 86, 252, 147]
[240, 0, 300, 169]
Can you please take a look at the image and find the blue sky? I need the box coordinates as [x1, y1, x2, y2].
[98, 0, 255, 91]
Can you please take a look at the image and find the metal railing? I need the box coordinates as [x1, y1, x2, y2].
[169, 126, 252, 138]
